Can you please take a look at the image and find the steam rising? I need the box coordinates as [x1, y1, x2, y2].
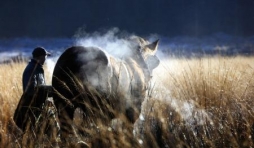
[75, 28, 135, 58]
[169, 98, 212, 126]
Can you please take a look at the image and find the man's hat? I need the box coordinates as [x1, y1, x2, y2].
[32, 47, 51, 57]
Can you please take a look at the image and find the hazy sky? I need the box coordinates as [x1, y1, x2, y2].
[0, 0, 254, 38]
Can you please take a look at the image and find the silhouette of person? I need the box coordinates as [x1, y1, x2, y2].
[14, 47, 53, 131]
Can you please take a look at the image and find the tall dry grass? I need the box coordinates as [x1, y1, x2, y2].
[146, 56, 254, 147]
[0, 62, 25, 147]
[0, 56, 254, 147]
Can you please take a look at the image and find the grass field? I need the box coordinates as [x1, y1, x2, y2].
[0, 56, 254, 147]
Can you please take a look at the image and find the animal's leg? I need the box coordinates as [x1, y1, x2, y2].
[56, 103, 75, 139]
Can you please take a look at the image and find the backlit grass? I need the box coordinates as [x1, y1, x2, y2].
[0, 56, 254, 147]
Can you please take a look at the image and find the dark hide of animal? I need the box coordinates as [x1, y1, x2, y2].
[52, 36, 160, 136]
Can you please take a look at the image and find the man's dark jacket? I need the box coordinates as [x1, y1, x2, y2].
[23, 59, 46, 95]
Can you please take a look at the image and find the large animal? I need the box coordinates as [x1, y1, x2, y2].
[52, 36, 160, 135]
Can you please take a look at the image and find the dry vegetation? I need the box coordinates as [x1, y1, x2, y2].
[0, 56, 254, 147]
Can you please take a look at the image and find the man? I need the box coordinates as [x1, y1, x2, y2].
[14, 47, 52, 131]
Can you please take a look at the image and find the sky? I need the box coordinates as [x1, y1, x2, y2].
[0, 0, 254, 38]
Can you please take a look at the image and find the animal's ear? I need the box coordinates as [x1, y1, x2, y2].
[146, 39, 159, 53]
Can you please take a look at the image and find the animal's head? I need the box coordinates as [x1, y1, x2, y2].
[128, 36, 160, 72]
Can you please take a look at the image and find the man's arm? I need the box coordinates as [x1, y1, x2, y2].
[23, 69, 37, 95]
[37, 85, 53, 97]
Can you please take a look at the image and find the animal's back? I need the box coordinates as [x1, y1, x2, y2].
[52, 46, 110, 108]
